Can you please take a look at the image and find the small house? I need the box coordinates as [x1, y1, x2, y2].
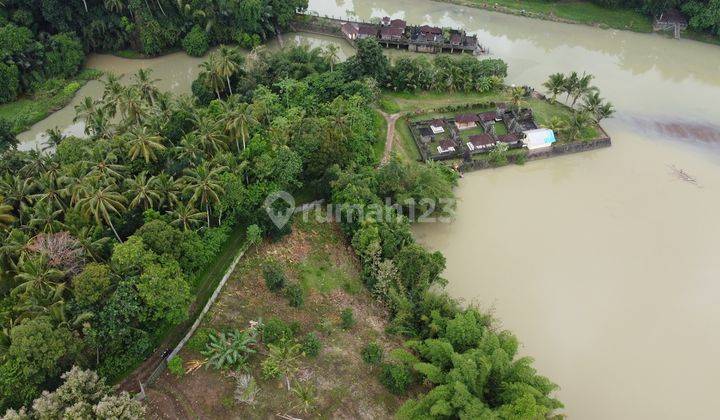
[341, 22, 359, 40]
[437, 139, 457, 154]
[419, 25, 443, 42]
[522, 128, 556, 151]
[497, 133, 523, 148]
[450, 33, 462, 46]
[381, 16, 391, 27]
[454, 114, 480, 130]
[466, 134, 494, 152]
[390, 19, 407, 31]
[429, 119, 445, 134]
[380, 27, 404, 41]
[357, 24, 378, 39]
[478, 111, 498, 130]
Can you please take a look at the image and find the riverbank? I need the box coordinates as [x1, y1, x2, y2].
[433, 0, 720, 45]
[0, 68, 102, 135]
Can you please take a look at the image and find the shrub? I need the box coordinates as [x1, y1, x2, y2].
[186, 328, 212, 352]
[234, 374, 260, 405]
[0, 118, 19, 152]
[0, 62, 20, 103]
[285, 283, 304, 307]
[182, 25, 210, 57]
[340, 308, 355, 330]
[202, 329, 257, 371]
[167, 356, 184, 377]
[262, 317, 293, 345]
[62, 81, 81, 96]
[262, 262, 286, 292]
[45, 33, 85, 79]
[235, 32, 261, 49]
[379, 363, 413, 395]
[72, 263, 111, 306]
[361, 341, 383, 365]
[301, 332, 321, 358]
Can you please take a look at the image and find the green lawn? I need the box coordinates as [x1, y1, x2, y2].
[494, 122, 508, 135]
[0, 68, 102, 134]
[458, 125, 486, 140]
[394, 118, 422, 161]
[442, 0, 653, 33]
[389, 89, 602, 144]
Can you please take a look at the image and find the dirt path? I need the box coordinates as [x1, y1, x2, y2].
[379, 110, 401, 164]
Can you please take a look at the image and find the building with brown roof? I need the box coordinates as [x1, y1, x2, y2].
[466, 134, 494, 151]
[497, 133, 523, 147]
[380, 27, 404, 41]
[357, 23, 378, 39]
[454, 114, 480, 130]
[437, 139, 457, 154]
[341, 22, 359, 40]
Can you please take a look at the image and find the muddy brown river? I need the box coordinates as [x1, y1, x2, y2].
[17, 0, 720, 418]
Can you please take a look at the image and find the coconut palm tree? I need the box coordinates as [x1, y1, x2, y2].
[12, 254, 66, 300]
[192, 114, 227, 156]
[200, 54, 226, 100]
[169, 202, 206, 231]
[84, 149, 127, 182]
[31, 174, 67, 211]
[324, 44, 340, 72]
[118, 87, 147, 125]
[125, 172, 161, 210]
[216, 46, 243, 96]
[71, 226, 110, 262]
[546, 116, 570, 141]
[176, 133, 206, 166]
[562, 71, 579, 104]
[132, 68, 161, 107]
[0, 196, 15, 231]
[595, 102, 615, 123]
[74, 96, 99, 123]
[543, 73, 566, 103]
[582, 91, 602, 117]
[222, 99, 255, 153]
[77, 183, 127, 242]
[29, 201, 66, 234]
[0, 175, 33, 223]
[181, 163, 226, 228]
[567, 112, 593, 141]
[127, 127, 165, 163]
[509, 86, 526, 111]
[104, 0, 125, 13]
[102, 73, 125, 118]
[151, 173, 179, 210]
[570, 73, 596, 108]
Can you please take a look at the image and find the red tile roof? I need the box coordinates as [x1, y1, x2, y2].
[390, 19, 407, 28]
[468, 134, 494, 146]
[358, 24, 378, 36]
[479, 111, 497, 122]
[455, 114, 480, 123]
[498, 133, 521, 143]
[439, 139, 456, 149]
[380, 27, 404, 38]
[420, 25, 442, 34]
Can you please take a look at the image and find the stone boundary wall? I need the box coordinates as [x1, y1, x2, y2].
[459, 136, 611, 172]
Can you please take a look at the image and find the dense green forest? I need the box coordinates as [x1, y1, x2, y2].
[0, 0, 308, 104]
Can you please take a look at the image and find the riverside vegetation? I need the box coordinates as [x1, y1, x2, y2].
[441, 0, 720, 43]
[1, 35, 562, 419]
[0, 0, 308, 134]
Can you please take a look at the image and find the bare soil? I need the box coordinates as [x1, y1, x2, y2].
[145, 218, 405, 419]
